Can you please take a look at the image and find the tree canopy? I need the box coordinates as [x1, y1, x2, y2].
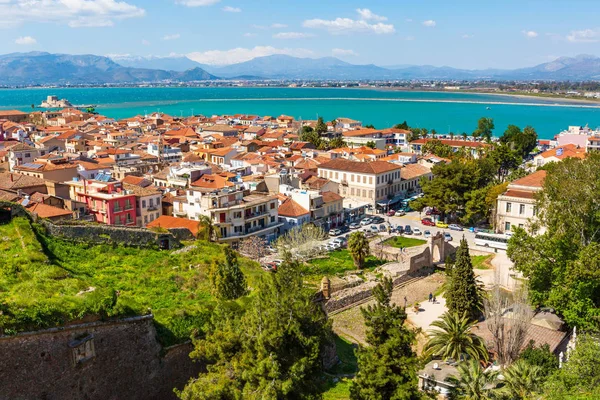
[350, 277, 420, 399]
[500, 125, 538, 158]
[508, 153, 600, 330]
[445, 238, 483, 321]
[473, 117, 495, 141]
[179, 258, 332, 399]
[348, 231, 370, 269]
[208, 246, 247, 300]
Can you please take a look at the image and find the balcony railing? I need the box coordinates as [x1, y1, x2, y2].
[124, 204, 133, 211]
[113, 206, 123, 213]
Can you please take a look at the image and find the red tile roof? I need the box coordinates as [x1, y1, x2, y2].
[278, 198, 310, 218]
[318, 159, 401, 174]
[146, 216, 199, 237]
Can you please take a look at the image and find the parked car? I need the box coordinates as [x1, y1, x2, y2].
[449, 224, 464, 231]
[368, 225, 379, 233]
[395, 225, 404, 234]
[395, 209, 406, 217]
[413, 227, 423, 235]
[444, 233, 453, 242]
[425, 207, 441, 216]
[339, 225, 350, 234]
[422, 218, 435, 226]
[360, 218, 372, 226]
[379, 224, 387, 232]
[262, 262, 277, 272]
[272, 259, 283, 266]
[424, 230, 431, 238]
[371, 216, 385, 224]
[404, 225, 413, 235]
[349, 222, 361, 230]
[329, 228, 342, 236]
[387, 209, 396, 217]
[332, 237, 347, 248]
[328, 241, 341, 250]
[436, 221, 449, 228]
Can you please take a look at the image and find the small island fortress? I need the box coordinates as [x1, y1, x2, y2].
[40, 95, 72, 108]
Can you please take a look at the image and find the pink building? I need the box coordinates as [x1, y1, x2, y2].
[66, 175, 137, 226]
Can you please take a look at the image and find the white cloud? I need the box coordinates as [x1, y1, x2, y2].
[163, 33, 181, 40]
[243, 32, 256, 37]
[187, 46, 314, 65]
[142, 39, 151, 45]
[222, 6, 240, 12]
[522, 30, 538, 38]
[422, 20, 436, 27]
[356, 8, 387, 21]
[15, 36, 37, 45]
[303, 18, 395, 35]
[0, 0, 145, 28]
[273, 32, 315, 39]
[176, 0, 220, 6]
[462, 34, 474, 39]
[567, 28, 600, 43]
[271, 23, 287, 29]
[332, 48, 358, 57]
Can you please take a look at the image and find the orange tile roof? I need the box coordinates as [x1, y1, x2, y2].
[510, 170, 546, 188]
[411, 138, 489, 148]
[321, 191, 343, 203]
[278, 198, 310, 218]
[25, 203, 72, 219]
[538, 144, 586, 160]
[146, 216, 199, 237]
[400, 163, 431, 180]
[190, 174, 234, 189]
[342, 128, 381, 137]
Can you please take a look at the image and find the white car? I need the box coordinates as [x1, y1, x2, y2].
[444, 233, 453, 242]
[328, 241, 341, 250]
[424, 230, 431, 238]
[413, 228, 423, 235]
[395, 210, 406, 217]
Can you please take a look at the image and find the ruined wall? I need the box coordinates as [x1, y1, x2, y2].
[40, 220, 182, 249]
[0, 315, 201, 400]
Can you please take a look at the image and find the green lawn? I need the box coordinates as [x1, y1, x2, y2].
[383, 236, 427, 249]
[472, 255, 493, 270]
[0, 217, 262, 345]
[322, 379, 352, 400]
[305, 249, 385, 279]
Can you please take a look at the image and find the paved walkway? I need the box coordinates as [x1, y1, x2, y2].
[406, 295, 447, 332]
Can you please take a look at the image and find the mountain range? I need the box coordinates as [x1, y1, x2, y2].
[1, 52, 600, 85]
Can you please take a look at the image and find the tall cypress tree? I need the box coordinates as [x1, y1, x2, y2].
[446, 237, 482, 321]
[350, 277, 420, 400]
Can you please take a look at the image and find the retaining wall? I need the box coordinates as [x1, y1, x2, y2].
[0, 315, 201, 400]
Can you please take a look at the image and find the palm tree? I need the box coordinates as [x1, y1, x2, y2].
[498, 360, 543, 399]
[198, 215, 220, 242]
[348, 231, 370, 269]
[424, 312, 489, 362]
[446, 359, 498, 400]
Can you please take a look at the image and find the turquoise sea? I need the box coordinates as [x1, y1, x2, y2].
[1, 87, 600, 139]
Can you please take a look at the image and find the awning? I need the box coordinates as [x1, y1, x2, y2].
[376, 193, 404, 207]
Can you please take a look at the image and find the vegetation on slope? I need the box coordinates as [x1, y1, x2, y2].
[0, 217, 261, 345]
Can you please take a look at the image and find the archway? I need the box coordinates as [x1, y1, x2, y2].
[430, 232, 445, 264]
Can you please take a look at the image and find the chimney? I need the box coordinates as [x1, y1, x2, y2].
[10, 173, 13, 182]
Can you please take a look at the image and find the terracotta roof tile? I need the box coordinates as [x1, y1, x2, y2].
[278, 198, 310, 218]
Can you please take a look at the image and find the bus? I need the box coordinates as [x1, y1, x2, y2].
[474, 232, 511, 250]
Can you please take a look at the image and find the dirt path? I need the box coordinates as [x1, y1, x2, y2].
[14, 226, 26, 249]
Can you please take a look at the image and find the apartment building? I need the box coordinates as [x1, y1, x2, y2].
[123, 183, 162, 226]
[66, 174, 137, 226]
[496, 170, 546, 234]
[318, 159, 403, 210]
[173, 187, 282, 244]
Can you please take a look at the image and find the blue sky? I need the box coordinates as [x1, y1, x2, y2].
[2, 0, 600, 68]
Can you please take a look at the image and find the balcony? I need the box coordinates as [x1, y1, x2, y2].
[113, 206, 123, 213]
[124, 204, 134, 211]
[341, 180, 348, 186]
[244, 210, 269, 221]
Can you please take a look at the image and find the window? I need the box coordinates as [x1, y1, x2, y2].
[519, 204, 525, 215]
[142, 200, 146, 208]
[70, 334, 95, 366]
[505, 222, 511, 231]
[363, 176, 367, 184]
[369, 177, 373, 185]
[519, 223, 524, 228]
[234, 211, 242, 219]
[270, 202, 275, 209]
[351, 174, 355, 182]
[362, 189, 366, 197]
[506, 202, 512, 213]
[377, 176, 380, 184]
[369, 190, 373, 199]
[335, 172, 339, 179]
[144, 215, 148, 223]
[149, 198, 154, 207]
[343, 173, 347, 181]
[351, 188, 355, 195]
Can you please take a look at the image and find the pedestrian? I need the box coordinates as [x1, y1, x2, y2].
[433, 295, 437, 304]
[403, 296, 408, 308]
[428, 292, 433, 303]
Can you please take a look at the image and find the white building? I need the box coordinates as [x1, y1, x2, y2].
[496, 170, 546, 234]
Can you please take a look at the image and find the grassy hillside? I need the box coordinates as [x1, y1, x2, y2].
[0, 217, 262, 345]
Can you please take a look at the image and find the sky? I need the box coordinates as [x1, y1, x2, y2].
[2, 0, 600, 69]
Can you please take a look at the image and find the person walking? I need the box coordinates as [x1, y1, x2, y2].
[433, 295, 437, 304]
[428, 292, 433, 303]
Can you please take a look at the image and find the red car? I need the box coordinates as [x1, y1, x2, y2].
[387, 210, 396, 216]
[421, 218, 435, 226]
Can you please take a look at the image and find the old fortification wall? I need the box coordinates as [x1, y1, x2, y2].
[40, 220, 185, 249]
[0, 315, 201, 400]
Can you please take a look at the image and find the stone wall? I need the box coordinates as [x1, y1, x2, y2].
[41, 220, 182, 249]
[0, 315, 201, 400]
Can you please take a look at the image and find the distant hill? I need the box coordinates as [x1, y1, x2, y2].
[0, 52, 219, 85]
[203, 54, 398, 80]
[2, 52, 600, 84]
[109, 54, 205, 72]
